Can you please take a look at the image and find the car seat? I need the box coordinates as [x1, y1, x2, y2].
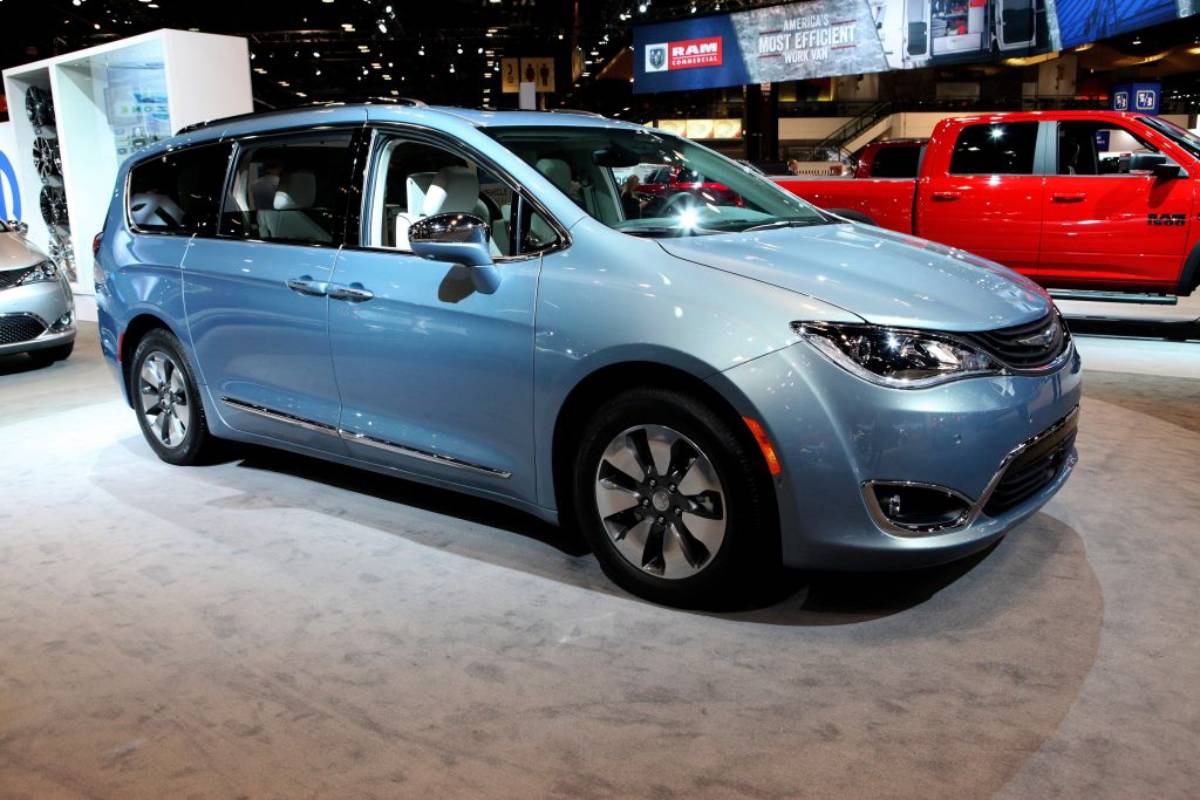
[271, 171, 331, 243]
[394, 166, 480, 250]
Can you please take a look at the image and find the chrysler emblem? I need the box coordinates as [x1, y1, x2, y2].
[1017, 320, 1059, 348]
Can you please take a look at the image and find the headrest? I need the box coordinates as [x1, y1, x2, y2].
[536, 158, 572, 192]
[406, 172, 435, 214]
[273, 171, 316, 210]
[420, 166, 479, 216]
[252, 174, 280, 209]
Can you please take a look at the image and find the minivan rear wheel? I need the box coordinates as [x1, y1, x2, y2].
[130, 329, 218, 466]
[572, 387, 779, 608]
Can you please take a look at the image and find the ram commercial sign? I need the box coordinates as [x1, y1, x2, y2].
[633, 0, 1200, 94]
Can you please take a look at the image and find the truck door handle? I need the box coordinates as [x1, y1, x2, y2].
[1052, 193, 1086, 203]
[286, 276, 328, 296]
[931, 191, 961, 202]
[328, 283, 375, 303]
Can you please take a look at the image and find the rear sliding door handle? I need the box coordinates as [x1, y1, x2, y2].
[286, 276, 329, 296]
[328, 283, 375, 303]
[1052, 193, 1086, 203]
[931, 191, 961, 202]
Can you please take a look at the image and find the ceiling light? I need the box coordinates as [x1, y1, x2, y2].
[313, 51, 320, 58]
[378, 22, 388, 33]
[418, 47, 425, 56]
[315, 68, 322, 76]
[278, 81, 290, 87]
[296, 91, 307, 98]
[382, 74, 392, 80]
[253, 67, 267, 74]
[450, 64, 456, 73]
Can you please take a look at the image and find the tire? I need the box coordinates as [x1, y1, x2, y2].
[129, 329, 219, 466]
[27, 342, 73, 367]
[571, 387, 780, 609]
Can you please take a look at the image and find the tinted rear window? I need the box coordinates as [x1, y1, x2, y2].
[128, 142, 232, 235]
[869, 144, 922, 178]
[949, 122, 1039, 175]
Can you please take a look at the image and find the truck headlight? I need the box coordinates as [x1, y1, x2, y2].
[796, 322, 1000, 388]
[16, 259, 60, 286]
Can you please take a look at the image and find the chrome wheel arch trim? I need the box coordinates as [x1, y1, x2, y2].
[219, 396, 511, 479]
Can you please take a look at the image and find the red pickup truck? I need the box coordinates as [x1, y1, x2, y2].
[776, 112, 1200, 297]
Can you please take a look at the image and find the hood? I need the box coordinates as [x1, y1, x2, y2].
[657, 223, 1051, 332]
[0, 231, 47, 272]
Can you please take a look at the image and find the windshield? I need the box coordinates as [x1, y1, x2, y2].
[487, 125, 830, 237]
[1138, 116, 1200, 160]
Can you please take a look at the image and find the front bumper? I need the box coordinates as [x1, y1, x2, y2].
[0, 278, 75, 357]
[710, 338, 1083, 570]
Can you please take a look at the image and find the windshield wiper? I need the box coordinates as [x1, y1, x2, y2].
[741, 219, 826, 233]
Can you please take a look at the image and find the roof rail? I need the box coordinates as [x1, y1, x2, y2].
[548, 108, 606, 118]
[174, 102, 349, 136]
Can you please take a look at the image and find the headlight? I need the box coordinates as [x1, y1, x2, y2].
[16, 259, 60, 286]
[796, 322, 1000, 389]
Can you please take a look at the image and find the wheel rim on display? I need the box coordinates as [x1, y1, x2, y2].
[594, 424, 727, 579]
[138, 351, 191, 449]
[33, 138, 61, 181]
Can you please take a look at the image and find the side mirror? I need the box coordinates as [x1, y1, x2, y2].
[1153, 162, 1185, 181]
[7, 220, 28, 236]
[409, 212, 500, 294]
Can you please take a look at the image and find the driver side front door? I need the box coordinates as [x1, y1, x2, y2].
[326, 130, 555, 504]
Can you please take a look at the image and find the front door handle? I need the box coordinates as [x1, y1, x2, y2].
[931, 191, 961, 202]
[329, 283, 375, 303]
[1052, 193, 1086, 203]
[286, 276, 329, 297]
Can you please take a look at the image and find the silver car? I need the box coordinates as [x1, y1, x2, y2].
[0, 220, 75, 366]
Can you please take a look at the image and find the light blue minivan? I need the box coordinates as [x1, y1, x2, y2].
[96, 103, 1080, 607]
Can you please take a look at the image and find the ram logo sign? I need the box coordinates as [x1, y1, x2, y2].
[644, 36, 723, 73]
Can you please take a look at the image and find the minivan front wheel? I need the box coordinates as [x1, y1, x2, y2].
[130, 330, 217, 465]
[572, 388, 778, 608]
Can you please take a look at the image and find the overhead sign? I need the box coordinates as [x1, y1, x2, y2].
[1112, 82, 1161, 116]
[520, 57, 555, 93]
[500, 57, 520, 93]
[634, 0, 1200, 94]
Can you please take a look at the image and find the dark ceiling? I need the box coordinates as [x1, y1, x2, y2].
[2, 0, 1199, 120]
[0, 0, 777, 114]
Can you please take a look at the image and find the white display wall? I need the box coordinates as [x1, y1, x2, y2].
[2, 29, 253, 311]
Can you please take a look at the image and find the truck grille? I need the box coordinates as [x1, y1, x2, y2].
[0, 267, 35, 290]
[967, 312, 1069, 370]
[0, 314, 47, 345]
[984, 411, 1078, 516]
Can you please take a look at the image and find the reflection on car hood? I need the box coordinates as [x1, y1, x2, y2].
[657, 223, 1051, 332]
[0, 232, 46, 272]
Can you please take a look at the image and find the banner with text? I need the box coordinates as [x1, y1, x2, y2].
[634, 0, 1199, 94]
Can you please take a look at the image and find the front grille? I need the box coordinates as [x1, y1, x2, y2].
[984, 412, 1078, 516]
[0, 314, 47, 345]
[967, 312, 1069, 370]
[0, 267, 35, 290]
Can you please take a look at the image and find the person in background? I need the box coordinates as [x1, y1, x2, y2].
[786, 159, 802, 175]
[620, 174, 643, 219]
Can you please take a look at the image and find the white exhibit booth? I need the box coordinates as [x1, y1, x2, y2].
[2, 29, 253, 319]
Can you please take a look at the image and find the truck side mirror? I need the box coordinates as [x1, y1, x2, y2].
[1152, 163, 1185, 181]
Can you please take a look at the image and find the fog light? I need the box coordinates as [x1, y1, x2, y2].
[865, 481, 974, 536]
[50, 310, 74, 333]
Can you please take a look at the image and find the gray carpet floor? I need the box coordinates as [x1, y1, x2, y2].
[0, 325, 1197, 799]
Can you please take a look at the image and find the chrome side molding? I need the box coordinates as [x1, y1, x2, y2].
[220, 396, 511, 479]
[220, 397, 340, 436]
